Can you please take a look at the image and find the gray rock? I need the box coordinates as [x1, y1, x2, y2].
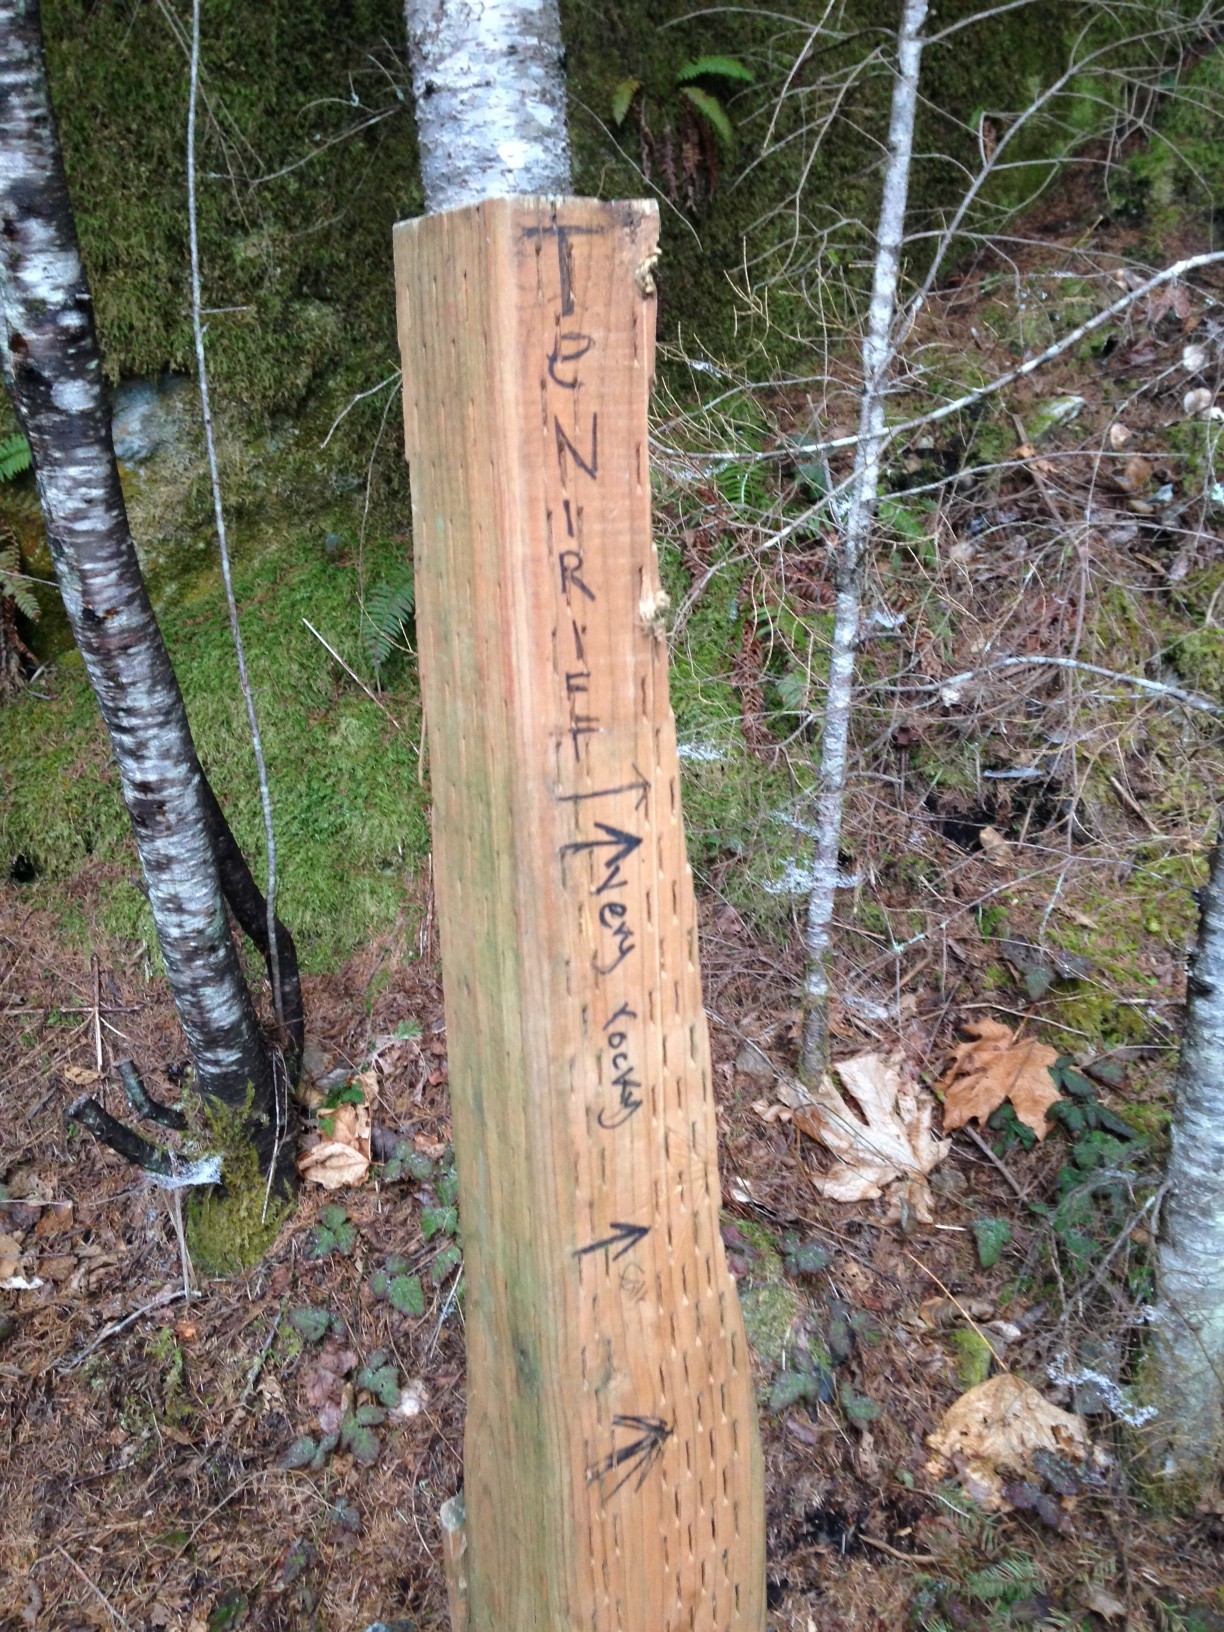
[735, 1039, 776, 1084]
[111, 374, 191, 465]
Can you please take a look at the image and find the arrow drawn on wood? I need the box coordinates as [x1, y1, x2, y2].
[574, 1221, 651, 1263]
[559, 822, 643, 895]
[555, 765, 649, 814]
[587, 1415, 674, 1502]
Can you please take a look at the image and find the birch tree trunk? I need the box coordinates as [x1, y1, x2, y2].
[799, 0, 928, 1082]
[0, 0, 297, 1150]
[1148, 825, 1224, 1486]
[404, 0, 572, 213]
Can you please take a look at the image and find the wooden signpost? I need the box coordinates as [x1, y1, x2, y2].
[393, 197, 765, 1632]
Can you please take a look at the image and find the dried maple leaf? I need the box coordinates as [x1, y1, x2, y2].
[925, 1373, 1089, 1511]
[790, 1052, 947, 1217]
[938, 1019, 1062, 1139]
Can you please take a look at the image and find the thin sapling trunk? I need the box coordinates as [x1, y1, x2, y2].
[799, 0, 929, 1082]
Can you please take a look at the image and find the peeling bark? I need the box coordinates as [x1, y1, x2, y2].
[404, 0, 572, 214]
[1150, 825, 1224, 1484]
[0, 0, 286, 1134]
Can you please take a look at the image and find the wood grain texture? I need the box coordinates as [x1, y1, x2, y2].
[394, 197, 765, 1632]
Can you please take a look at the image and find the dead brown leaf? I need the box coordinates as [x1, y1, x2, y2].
[297, 1069, 375, 1189]
[303, 1338, 357, 1434]
[938, 1019, 1062, 1139]
[790, 1052, 947, 1217]
[978, 825, 1012, 867]
[62, 1065, 102, 1086]
[925, 1372, 1090, 1510]
[1110, 455, 1152, 496]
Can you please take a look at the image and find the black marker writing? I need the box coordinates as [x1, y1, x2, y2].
[549, 331, 595, 389]
[587, 1415, 673, 1502]
[555, 767, 649, 814]
[597, 1003, 643, 1128]
[556, 414, 598, 482]
[559, 822, 642, 895]
[559, 549, 595, 604]
[574, 1220, 651, 1263]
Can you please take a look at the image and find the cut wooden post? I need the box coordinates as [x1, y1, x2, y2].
[393, 197, 765, 1632]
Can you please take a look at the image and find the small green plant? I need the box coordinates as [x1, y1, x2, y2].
[356, 1350, 400, 1408]
[287, 1306, 335, 1343]
[972, 1216, 1013, 1269]
[307, 1203, 356, 1259]
[380, 1140, 435, 1183]
[610, 55, 755, 211]
[316, 1076, 365, 1138]
[369, 1254, 426, 1315]
[782, 1235, 831, 1277]
[146, 1325, 191, 1424]
[361, 569, 415, 676]
[1, 433, 38, 624]
[767, 1359, 834, 1414]
[0, 434, 31, 483]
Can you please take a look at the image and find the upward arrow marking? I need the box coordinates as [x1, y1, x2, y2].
[555, 765, 650, 814]
[559, 822, 643, 895]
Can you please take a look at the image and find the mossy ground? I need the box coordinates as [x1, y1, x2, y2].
[1, 490, 427, 970]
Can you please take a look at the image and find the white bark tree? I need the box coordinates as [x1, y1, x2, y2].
[1149, 829, 1224, 1484]
[799, 0, 928, 1081]
[404, 0, 572, 213]
[0, 0, 302, 1175]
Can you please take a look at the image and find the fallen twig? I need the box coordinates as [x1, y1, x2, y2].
[52, 1547, 133, 1632]
[858, 1531, 941, 1565]
[302, 617, 403, 731]
[62, 1286, 195, 1370]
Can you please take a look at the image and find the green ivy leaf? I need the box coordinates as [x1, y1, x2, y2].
[389, 1273, 425, 1316]
[354, 1402, 387, 1426]
[431, 1242, 463, 1285]
[610, 77, 641, 126]
[971, 1217, 1013, 1270]
[288, 1307, 332, 1343]
[435, 1172, 459, 1208]
[280, 1434, 318, 1470]
[768, 1370, 817, 1413]
[309, 1205, 356, 1258]
[838, 1384, 881, 1424]
[421, 1205, 459, 1240]
[369, 1268, 391, 1300]
[783, 1238, 831, 1277]
[356, 1362, 400, 1409]
[310, 1430, 339, 1471]
[339, 1413, 380, 1466]
[675, 55, 755, 86]
[678, 86, 734, 150]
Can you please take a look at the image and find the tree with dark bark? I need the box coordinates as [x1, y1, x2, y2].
[0, 0, 302, 1180]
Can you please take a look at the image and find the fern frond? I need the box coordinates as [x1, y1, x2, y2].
[0, 434, 32, 483]
[362, 571, 415, 674]
[0, 538, 40, 621]
[963, 1556, 1042, 1605]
